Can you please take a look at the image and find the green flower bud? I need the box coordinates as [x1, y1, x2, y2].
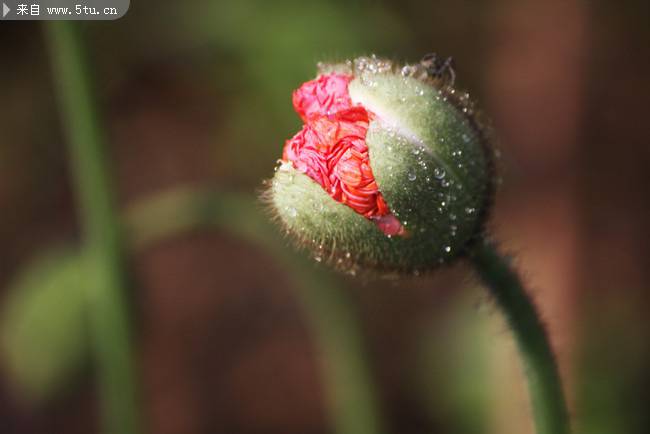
[268, 55, 494, 274]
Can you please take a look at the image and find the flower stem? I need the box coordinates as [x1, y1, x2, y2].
[471, 240, 570, 434]
[46, 22, 140, 434]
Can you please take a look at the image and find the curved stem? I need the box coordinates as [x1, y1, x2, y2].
[46, 22, 140, 434]
[471, 240, 570, 434]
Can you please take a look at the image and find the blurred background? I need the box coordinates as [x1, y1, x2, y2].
[1, 0, 648, 433]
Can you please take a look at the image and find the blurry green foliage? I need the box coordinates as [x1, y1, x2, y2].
[1, 249, 90, 402]
[417, 288, 492, 434]
[126, 188, 384, 434]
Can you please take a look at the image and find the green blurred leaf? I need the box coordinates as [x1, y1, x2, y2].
[1, 248, 90, 402]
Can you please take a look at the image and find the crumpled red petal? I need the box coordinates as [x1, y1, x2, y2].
[292, 73, 354, 121]
[282, 73, 405, 237]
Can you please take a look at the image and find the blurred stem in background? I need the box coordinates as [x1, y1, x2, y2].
[46, 22, 140, 434]
[472, 241, 570, 434]
[126, 189, 384, 434]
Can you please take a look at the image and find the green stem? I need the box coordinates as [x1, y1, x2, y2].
[471, 240, 570, 434]
[125, 188, 384, 434]
[288, 266, 384, 434]
[46, 22, 140, 434]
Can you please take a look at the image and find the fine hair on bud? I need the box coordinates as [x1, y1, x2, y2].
[265, 55, 496, 276]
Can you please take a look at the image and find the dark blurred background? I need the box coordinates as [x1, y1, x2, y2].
[1, 0, 648, 433]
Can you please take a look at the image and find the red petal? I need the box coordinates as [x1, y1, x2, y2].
[292, 74, 354, 121]
[282, 73, 404, 236]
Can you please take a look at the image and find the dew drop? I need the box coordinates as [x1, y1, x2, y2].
[408, 171, 417, 181]
[434, 167, 446, 179]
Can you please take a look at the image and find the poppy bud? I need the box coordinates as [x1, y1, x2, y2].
[268, 55, 494, 274]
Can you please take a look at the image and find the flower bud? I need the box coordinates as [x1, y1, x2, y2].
[267, 55, 494, 274]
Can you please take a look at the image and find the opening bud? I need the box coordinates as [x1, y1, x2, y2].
[267, 55, 495, 274]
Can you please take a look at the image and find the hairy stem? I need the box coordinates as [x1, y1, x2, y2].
[471, 240, 570, 434]
[46, 22, 140, 434]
